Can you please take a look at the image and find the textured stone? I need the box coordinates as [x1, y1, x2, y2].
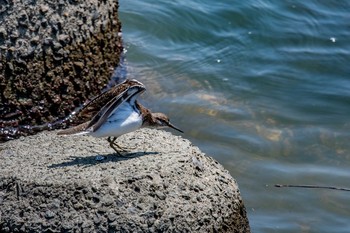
[0, 0, 122, 141]
[0, 129, 250, 232]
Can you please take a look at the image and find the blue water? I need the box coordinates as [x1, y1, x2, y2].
[119, 1, 350, 232]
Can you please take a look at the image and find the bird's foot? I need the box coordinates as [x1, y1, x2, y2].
[107, 137, 133, 157]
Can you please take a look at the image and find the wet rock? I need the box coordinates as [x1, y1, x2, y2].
[0, 0, 122, 141]
[0, 129, 251, 232]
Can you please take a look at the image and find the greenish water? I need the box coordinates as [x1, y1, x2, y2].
[119, 1, 350, 232]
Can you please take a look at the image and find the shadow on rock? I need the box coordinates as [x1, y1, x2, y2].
[48, 151, 159, 169]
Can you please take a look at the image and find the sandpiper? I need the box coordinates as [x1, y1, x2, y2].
[58, 79, 183, 155]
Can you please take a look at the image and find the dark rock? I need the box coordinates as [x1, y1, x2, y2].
[0, 0, 122, 141]
[0, 129, 251, 232]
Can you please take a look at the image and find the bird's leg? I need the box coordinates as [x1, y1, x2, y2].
[107, 137, 128, 156]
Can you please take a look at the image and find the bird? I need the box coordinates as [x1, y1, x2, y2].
[57, 79, 183, 155]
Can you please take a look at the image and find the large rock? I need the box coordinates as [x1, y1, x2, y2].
[0, 129, 250, 232]
[0, 0, 122, 140]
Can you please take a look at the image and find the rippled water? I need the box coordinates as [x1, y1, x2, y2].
[119, 1, 350, 232]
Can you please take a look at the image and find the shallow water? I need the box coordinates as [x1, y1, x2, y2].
[119, 1, 350, 232]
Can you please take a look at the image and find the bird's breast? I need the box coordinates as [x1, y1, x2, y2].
[90, 103, 143, 138]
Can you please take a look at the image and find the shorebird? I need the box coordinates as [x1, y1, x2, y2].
[58, 79, 183, 155]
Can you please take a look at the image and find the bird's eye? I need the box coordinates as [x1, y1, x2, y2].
[156, 119, 166, 126]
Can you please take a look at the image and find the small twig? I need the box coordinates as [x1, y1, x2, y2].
[275, 184, 350, 192]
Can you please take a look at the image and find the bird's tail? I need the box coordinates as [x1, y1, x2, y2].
[57, 121, 90, 136]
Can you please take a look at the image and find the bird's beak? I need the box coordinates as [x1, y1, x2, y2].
[167, 122, 184, 133]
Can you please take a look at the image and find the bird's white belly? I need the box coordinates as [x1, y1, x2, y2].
[90, 105, 142, 138]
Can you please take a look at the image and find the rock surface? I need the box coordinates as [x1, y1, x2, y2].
[0, 0, 122, 140]
[0, 129, 250, 232]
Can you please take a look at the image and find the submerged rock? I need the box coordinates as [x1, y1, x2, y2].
[0, 129, 250, 232]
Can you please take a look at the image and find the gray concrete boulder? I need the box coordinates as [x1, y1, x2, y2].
[0, 129, 250, 232]
[0, 0, 122, 140]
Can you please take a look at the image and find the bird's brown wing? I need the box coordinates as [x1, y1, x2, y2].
[66, 79, 145, 124]
[86, 85, 146, 132]
[58, 79, 146, 135]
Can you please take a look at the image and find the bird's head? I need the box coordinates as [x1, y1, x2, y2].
[148, 112, 184, 133]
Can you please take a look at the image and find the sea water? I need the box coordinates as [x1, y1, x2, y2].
[119, 1, 350, 232]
